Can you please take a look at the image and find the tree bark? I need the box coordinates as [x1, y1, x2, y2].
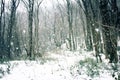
[28, 0, 34, 59]
[66, 0, 75, 51]
[99, 0, 118, 63]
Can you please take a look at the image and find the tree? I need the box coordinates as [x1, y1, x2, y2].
[76, 0, 93, 51]
[77, 0, 102, 62]
[66, 0, 75, 51]
[99, 0, 118, 63]
[89, 0, 102, 62]
[33, 0, 43, 56]
[0, 0, 6, 61]
[7, 0, 20, 59]
[22, 0, 34, 59]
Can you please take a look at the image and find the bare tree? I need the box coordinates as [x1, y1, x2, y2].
[99, 0, 118, 63]
[0, 0, 6, 61]
[66, 0, 75, 51]
[7, 0, 20, 59]
[76, 0, 103, 62]
[76, 0, 93, 51]
[33, 0, 43, 57]
[22, 0, 34, 59]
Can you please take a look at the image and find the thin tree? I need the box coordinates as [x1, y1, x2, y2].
[0, 0, 6, 61]
[33, 0, 43, 56]
[66, 0, 75, 51]
[22, 0, 34, 59]
[7, 0, 20, 59]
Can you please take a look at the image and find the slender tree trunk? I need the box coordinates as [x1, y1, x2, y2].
[7, 0, 17, 59]
[66, 0, 75, 51]
[0, 0, 4, 59]
[33, 0, 43, 58]
[28, 0, 34, 59]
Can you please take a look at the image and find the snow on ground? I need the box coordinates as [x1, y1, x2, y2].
[0, 49, 118, 80]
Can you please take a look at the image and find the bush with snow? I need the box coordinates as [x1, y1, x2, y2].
[70, 57, 120, 80]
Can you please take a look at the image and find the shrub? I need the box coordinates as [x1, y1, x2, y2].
[79, 58, 100, 78]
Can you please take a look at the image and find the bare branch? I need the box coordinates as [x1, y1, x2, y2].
[95, 21, 120, 31]
[21, 0, 29, 9]
[16, 0, 20, 8]
[38, 0, 44, 7]
[76, 0, 86, 15]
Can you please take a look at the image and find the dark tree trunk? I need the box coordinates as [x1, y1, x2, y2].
[99, 0, 118, 63]
[8, 0, 16, 59]
[7, 0, 20, 59]
[28, 0, 34, 59]
[0, 0, 5, 60]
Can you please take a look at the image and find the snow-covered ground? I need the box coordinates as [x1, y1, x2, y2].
[0, 49, 119, 80]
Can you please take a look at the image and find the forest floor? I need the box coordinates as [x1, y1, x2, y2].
[0, 49, 119, 80]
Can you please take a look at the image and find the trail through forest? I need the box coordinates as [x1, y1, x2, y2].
[1, 49, 116, 80]
[1, 50, 85, 80]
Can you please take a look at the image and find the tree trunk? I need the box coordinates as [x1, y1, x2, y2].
[66, 0, 75, 51]
[99, 0, 118, 63]
[28, 0, 34, 59]
[7, 0, 17, 59]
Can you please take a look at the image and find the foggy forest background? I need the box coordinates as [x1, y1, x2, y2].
[0, 0, 120, 63]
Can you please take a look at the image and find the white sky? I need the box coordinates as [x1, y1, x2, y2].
[4, 0, 66, 12]
[4, 0, 77, 12]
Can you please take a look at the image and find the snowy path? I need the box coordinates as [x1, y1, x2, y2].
[1, 50, 86, 80]
[0, 50, 116, 80]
